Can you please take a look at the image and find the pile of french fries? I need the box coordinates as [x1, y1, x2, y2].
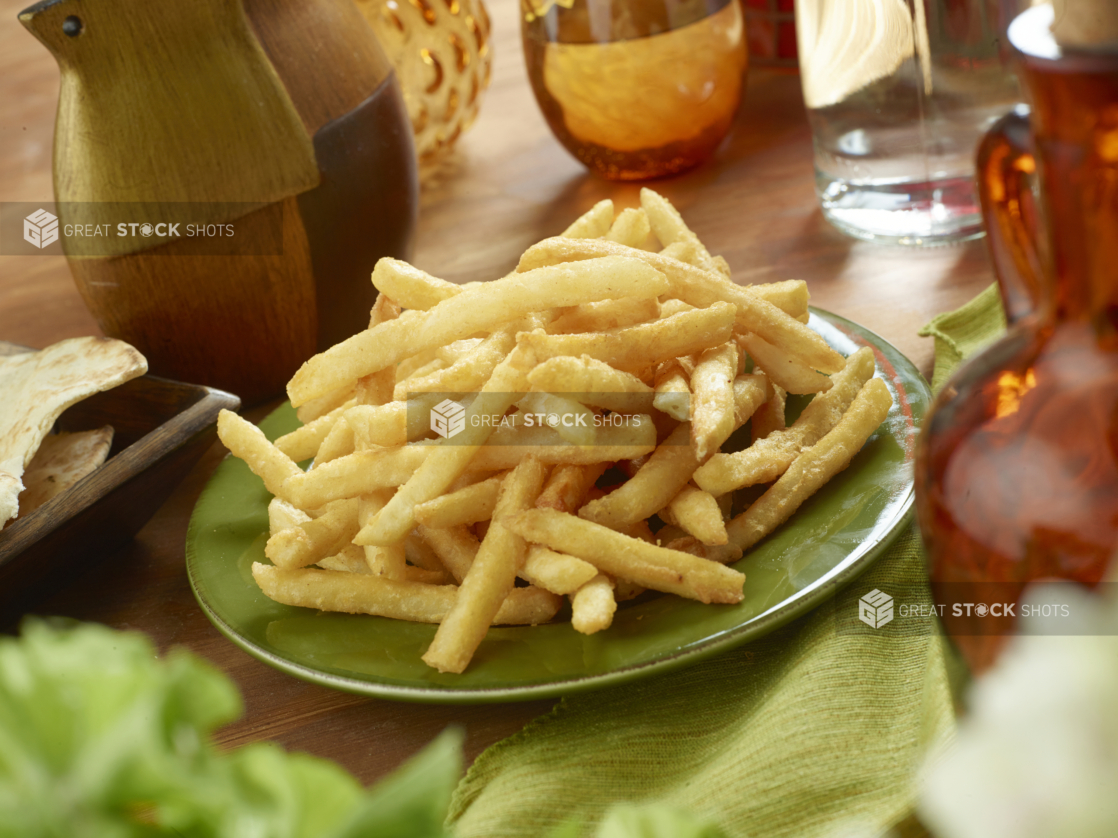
[217, 190, 893, 674]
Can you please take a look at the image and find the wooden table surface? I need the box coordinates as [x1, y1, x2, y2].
[0, 0, 994, 785]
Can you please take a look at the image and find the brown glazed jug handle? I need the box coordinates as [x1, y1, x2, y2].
[976, 106, 1045, 324]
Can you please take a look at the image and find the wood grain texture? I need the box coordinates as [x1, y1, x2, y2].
[244, 0, 395, 135]
[67, 196, 318, 403]
[0, 0, 996, 786]
[20, 0, 319, 251]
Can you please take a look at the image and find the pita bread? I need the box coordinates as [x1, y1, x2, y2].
[16, 427, 115, 518]
[0, 337, 147, 526]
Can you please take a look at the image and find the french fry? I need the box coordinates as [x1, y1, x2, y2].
[358, 349, 533, 547]
[314, 416, 355, 464]
[520, 545, 599, 595]
[264, 497, 360, 570]
[253, 564, 562, 625]
[354, 296, 402, 406]
[414, 475, 503, 528]
[359, 490, 406, 578]
[526, 355, 655, 414]
[423, 457, 548, 673]
[517, 391, 598, 446]
[640, 187, 717, 271]
[517, 238, 842, 373]
[296, 383, 357, 424]
[690, 342, 738, 460]
[561, 198, 613, 238]
[395, 326, 518, 400]
[405, 531, 448, 573]
[653, 358, 691, 422]
[268, 497, 311, 536]
[571, 574, 617, 634]
[739, 332, 832, 395]
[724, 377, 893, 552]
[693, 346, 876, 494]
[516, 302, 736, 374]
[217, 410, 303, 498]
[274, 399, 354, 462]
[437, 338, 485, 365]
[752, 382, 787, 443]
[288, 257, 670, 405]
[605, 207, 652, 249]
[505, 509, 745, 604]
[536, 462, 608, 513]
[372, 258, 462, 310]
[318, 544, 371, 575]
[661, 484, 728, 546]
[283, 446, 430, 508]
[578, 375, 767, 528]
[417, 524, 479, 583]
[548, 296, 659, 334]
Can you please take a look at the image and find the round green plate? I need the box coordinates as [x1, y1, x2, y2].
[186, 309, 929, 704]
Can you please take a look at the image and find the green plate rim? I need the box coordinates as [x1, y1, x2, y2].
[186, 307, 929, 704]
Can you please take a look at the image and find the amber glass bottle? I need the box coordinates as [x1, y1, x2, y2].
[915, 6, 1118, 674]
[522, 0, 747, 180]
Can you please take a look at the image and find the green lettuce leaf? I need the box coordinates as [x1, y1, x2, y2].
[0, 620, 460, 838]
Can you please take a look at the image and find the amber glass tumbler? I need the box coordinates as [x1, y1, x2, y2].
[522, 0, 747, 180]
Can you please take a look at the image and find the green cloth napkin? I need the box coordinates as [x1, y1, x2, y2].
[448, 286, 1008, 838]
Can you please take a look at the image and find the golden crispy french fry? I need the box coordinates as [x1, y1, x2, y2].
[346, 402, 408, 449]
[253, 563, 562, 625]
[405, 531, 447, 573]
[517, 302, 736, 374]
[725, 377, 893, 552]
[752, 382, 787, 443]
[417, 524, 479, 583]
[739, 332, 833, 395]
[526, 355, 655, 414]
[536, 462, 609, 513]
[519, 545, 599, 595]
[753, 280, 810, 323]
[268, 497, 311, 536]
[288, 257, 670, 406]
[369, 292, 402, 327]
[658, 298, 697, 318]
[561, 198, 613, 238]
[354, 293, 401, 407]
[359, 490, 406, 578]
[314, 416, 355, 464]
[517, 238, 843, 374]
[571, 574, 617, 634]
[578, 375, 767, 528]
[372, 258, 462, 310]
[517, 391, 599, 446]
[690, 342, 738, 460]
[653, 358, 691, 422]
[640, 188, 717, 271]
[471, 442, 654, 470]
[274, 399, 355, 462]
[318, 543, 371, 574]
[264, 497, 360, 570]
[548, 296, 659, 334]
[396, 327, 518, 400]
[358, 349, 533, 547]
[217, 410, 303, 498]
[406, 566, 455, 586]
[659, 241, 703, 267]
[505, 509, 745, 604]
[395, 348, 442, 383]
[414, 475, 503, 528]
[661, 484, 727, 546]
[296, 384, 356, 424]
[437, 338, 484, 365]
[283, 446, 430, 508]
[693, 346, 876, 494]
[423, 457, 548, 673]
[605, 207, 652, 249]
